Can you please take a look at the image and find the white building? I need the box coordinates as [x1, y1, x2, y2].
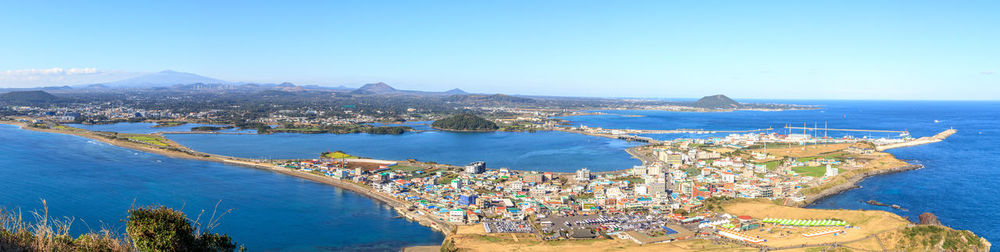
[465, 161, 486, 174]
[824, 165, 839, 177]
[720, 171, 736, 183]
[576, 168, 591, 181]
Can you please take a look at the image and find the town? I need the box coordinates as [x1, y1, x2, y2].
[272, 129, 943, 248]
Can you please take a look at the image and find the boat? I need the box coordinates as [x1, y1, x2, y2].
[934, 120, 941, 123]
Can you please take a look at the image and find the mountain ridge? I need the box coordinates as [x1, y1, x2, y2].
[99, 70, 227, 88]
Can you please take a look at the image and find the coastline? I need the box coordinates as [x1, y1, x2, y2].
[2, 120, 973, 250]
[0, 120, 455, 237]
[797, 162, 923, 207]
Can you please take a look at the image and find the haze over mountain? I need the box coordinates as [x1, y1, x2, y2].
[351, 82, 398, 94]
[0, 70, 766, 107]
[445, 88, 468, 94]
[99, 70, 226, 88]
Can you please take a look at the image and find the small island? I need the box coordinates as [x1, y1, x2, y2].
[152, 121, 187, 128]
[431, 113, 499, 132]
[190, 126, 231, 131]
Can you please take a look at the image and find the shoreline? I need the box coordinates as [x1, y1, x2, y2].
[797, 162, 923, 207]
[0, 120, 455, 237]
[1, 120, 962, 250]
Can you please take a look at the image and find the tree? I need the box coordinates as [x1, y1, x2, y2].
[431, 114, 498, 131]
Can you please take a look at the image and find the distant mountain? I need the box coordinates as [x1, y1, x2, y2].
[445, 94, 535, 104]
[40, 86, 72, 90]
[691, 94, 740, 109]
[101, 70, 226, 88]
[255, 90, 298, 97]
[302, 84, 353, 91]
[351, 82, 398, 94]
[445, 88, 468, 94]
[0, 91, 60, 104]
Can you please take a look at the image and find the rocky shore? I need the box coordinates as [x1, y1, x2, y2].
[798, 163, 923, 207]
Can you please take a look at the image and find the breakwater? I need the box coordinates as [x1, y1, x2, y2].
[876, 129, 957, 151]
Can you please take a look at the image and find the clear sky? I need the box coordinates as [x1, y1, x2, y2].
[1, 1, 997, 100]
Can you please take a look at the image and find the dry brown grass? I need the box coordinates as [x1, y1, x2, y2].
[722, 201, 909, 248]
[760, 143, 853, 158]
[0, 200, 134, 251]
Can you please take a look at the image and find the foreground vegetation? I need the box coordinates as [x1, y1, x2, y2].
[0, 202, 242, 251]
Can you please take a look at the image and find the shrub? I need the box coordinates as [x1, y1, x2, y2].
[126, 205, 239, 252]
[196, 233, 237, 251]
[126, 206, 198, 251]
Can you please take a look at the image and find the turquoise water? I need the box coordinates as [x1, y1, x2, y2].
[165, 130, 642, 172]
[0, 124, 444, 251]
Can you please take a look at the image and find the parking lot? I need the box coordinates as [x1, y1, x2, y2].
[539, 214, 694, 236]
[483, 220, 533, 233]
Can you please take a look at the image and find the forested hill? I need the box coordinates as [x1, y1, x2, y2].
[0, 91, 61, 104]
[691, 94, 740, 109]
[431, 114, 499, 131]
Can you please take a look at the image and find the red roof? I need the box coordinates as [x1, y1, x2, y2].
[737, 215, 753, 220]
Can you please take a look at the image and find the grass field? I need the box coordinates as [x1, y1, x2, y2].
[322, 151, 359, 159]
[798, 152, 846, 162]
[791, 165, 841, 177]
[122, 134, 169, 147]
[760, 160, 781, 171]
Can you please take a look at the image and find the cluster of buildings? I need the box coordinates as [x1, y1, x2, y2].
[271, 130, 881, 243]
[6, 105, 188, 122]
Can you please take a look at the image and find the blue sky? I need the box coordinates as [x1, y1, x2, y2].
[0, 1, 997, 100]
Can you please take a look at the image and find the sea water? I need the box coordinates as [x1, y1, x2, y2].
[0, 124, 444, 251]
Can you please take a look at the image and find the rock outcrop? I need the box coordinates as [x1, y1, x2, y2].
[919, 212, 941, 225]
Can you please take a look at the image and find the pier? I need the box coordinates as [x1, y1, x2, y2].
[608, 127, 774, 134]
[617, 135, 655, 143]
[784, 126, 908, 134]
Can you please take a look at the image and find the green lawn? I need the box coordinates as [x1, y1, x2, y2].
[800, 152, 847, 162]
[123, 135, 169, 147]
[760, 160, 781, 171]
[791, 166, 842, 177]
[322, 151, 359, 159]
